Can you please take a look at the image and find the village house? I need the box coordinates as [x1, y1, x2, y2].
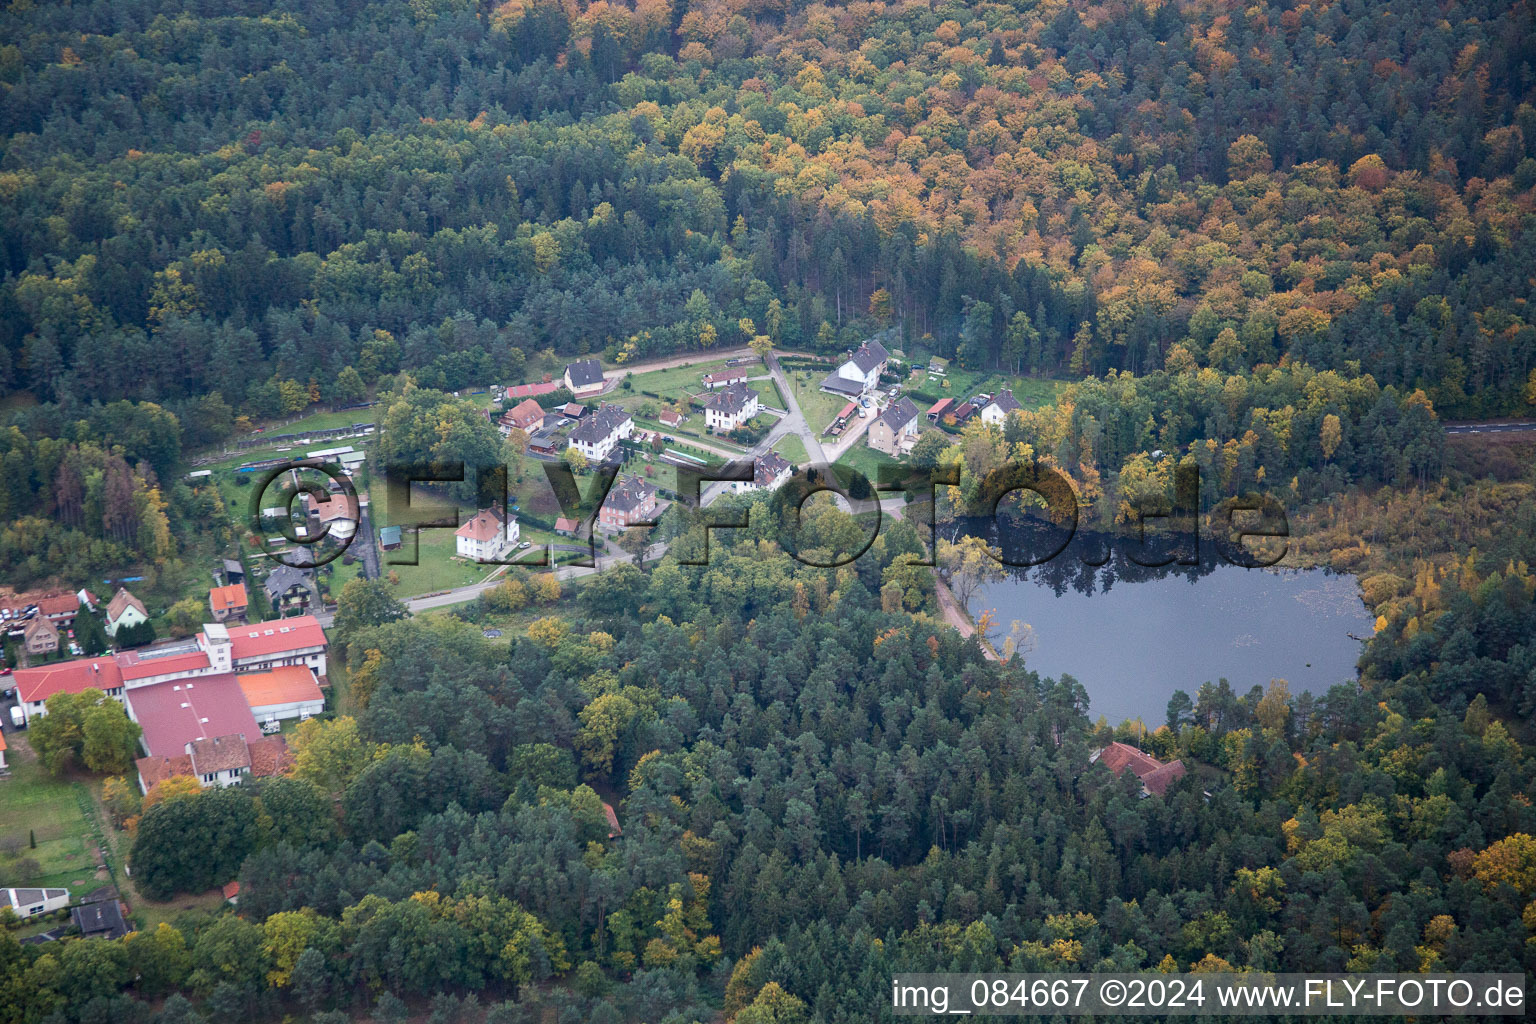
[499, 397, 546, 435]
[264, 565, 319, 615]
[704, 381, 760, 433]
[599, 475, 658, 531]
[568, 403, 634, 463]
[867, 397, 921, 455]
[563, 359, 607, 398]
[23, 617, 59, 657]
[208, 583, 248, 623]
[1090, 741, 1188, 798]
[701, 369, 748, 389]
[980, 388, 1023, 426]
[37, 592, 80, 628]
[732, 450, 794, 493]
[820, 339, 890, 396]
[72, 899, 130, 941]
[2, 888, 70, 919]
[658, 409, 684, 428]
[302, 491, 358, 541]
[103, 588, 148, 638]
[455, 508, 519, 562]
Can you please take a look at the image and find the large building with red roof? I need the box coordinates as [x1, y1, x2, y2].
[124, 674, 260, 759]
[1090, 741, 1188, 798]
[13, 615, 328, 725]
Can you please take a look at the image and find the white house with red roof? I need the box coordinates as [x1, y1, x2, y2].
[455, 508, 519, 562]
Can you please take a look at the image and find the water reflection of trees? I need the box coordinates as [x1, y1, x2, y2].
[952, 508, 1234, 598]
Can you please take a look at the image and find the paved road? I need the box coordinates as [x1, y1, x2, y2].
[1445, 420, 1536, 435]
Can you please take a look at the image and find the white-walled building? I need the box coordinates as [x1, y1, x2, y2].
[568, 403, 634, 462]
[455, 508, 519, 562]
[820, 339, 889, 396]
[704, 382, 760, 433]
[980, 388, 1023, 426]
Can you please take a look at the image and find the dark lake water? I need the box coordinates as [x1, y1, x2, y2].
[969, 561, 1373, 726]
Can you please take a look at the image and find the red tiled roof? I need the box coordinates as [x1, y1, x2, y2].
[225, 616, 327, 661]
[15, 658, 123, 704]
[603, 801, 621, 838]
[1141, 760, 1187, 796]
[209, 583, 248, 613]
[1097, 741, 1165, 779]
[311, 494, 357, 523]
[1096, 741, 1187, 796]
[238, 665, 322, 709]
[223, 881, 241, 900]
[114, 649, 212, 682]
[838, 401, 857, 420]
[125, 675, 260, 757]
[37, 592, 79, 617]
[555, 517, 580, 532]
[927, 398, 954, 416]
[504, 398, 545, 428]
[503, 380, 560, 399]
[247, 735, 292, 778]
[189, 734, 251, 774]
[456, 508, 506, 543]
[135, 753, 193, 789]
[659, 409, 683, 425]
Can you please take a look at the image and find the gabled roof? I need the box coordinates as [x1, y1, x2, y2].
[15, 658, 123, 704]
[248, 735, 293, 778]
[705, 381, 756, 415]
[456, 508, 508, 543]
[951, 401, 978, 421]
[209, 583, 248, 613]
[222, 558, 244, 577]
[1093, 741, 1187, 796]
[562, 403, 586, 417]
[927, 397, 955, 417]
[702, 370, 747, 384]
[504, 398, 545, 428]
[238, 665, 322, 709]
[605, 475, 656, 515]
[188, 734, 251, 775]
[224, 616, 327, 661]
[875, 397, 920, 433]
[73, 900, 129, 940]
[570, 403, 632, 445]
[503, 380, 560, 399]
[135, 753, 193, 789]
[986, 388, 1023, 415]
[378, 526, 402, 547]
[659, 409, 683, 425]
[263, 566, 315, 601]
[115, 647, 211, 682]
[565, 359, 605, 387]
[755, 450, 792, 486]
[848, 339, 890, 373]
[23, 617, 58, 642]
[105, 587, 146, 623]
[37, 592, 79, 618]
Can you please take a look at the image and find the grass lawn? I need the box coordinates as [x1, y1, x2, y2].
[783, 370, 856, 435]
[773, 434, 809, 464]
[914, 369, 1068, 410]
[834, 443, 905, 485]
[623, 356, 764, 399]
[0, 741, 101, 899]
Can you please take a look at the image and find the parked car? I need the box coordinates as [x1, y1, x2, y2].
[518, 541, 532, 549]
[10, 706, 24, 729]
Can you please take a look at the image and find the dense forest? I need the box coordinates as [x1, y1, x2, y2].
[3, 1, 1536, 1021]
[3, 0, 1535, 423]
[4, 485, 1534, 1023]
